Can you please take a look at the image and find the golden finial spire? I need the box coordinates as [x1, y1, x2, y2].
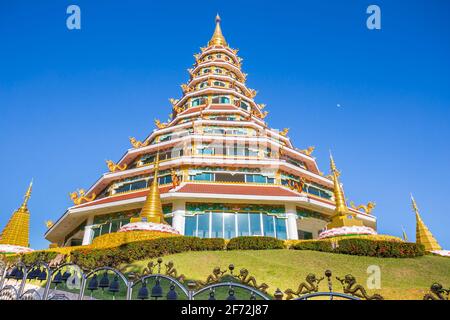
[19, 180, 33, 212]
[411, 194, 442, 251]
[326, 152, 363, 229]
[208, 14, 228, 47]
[0, 181, 32, 247]
[138, 152, 166, 224]
[330, 152, 348, 216]
[401, 226, 408, 241]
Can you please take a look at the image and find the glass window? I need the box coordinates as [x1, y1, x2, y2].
[263, 214, 276, 237]
[211, 212, 223, 238]
[185, 216, 197, 237]
[275, 218, 287, 240]
[191, 172, 213, 181]
[197, 213, 210, 238]
[237, 214, 250, 237]
[223, 213, 236, 239]
[249, 214, 262, 236]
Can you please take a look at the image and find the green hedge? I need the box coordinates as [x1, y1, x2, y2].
[337, 239, 425, 258]
[291, 238, 424, 258]
[291, 240, 333, 252]
[5, 250, 60, 265]
[227, 236, 284, 250]
[71, 237, 226, 268]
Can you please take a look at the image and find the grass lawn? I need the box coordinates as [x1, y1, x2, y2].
[120, 250, 450, 300]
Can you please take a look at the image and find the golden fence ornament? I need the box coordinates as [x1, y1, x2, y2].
[337, 274, 384, 300]
[423, 283, 449, 300]
[284, 274, 324, 300]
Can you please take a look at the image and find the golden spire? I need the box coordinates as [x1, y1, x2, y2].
[138, 152, 166, 224]
[330, 153, 348, 217]
[326, 153, 363, 229]
[19, 180, 33, 212]
[0, 181, 32, 247]
[411, 194, 442, 251]
[401, 226, 408, 241]
[208, 14, 228, 47]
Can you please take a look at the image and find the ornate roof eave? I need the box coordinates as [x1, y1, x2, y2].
[187, 74, 253, 97]
[84, 152, 330, 200]
[196, 47, 241, 65]
[190, 61, 245, 80]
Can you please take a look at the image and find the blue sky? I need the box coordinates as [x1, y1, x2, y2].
[0, 0, 449, 249]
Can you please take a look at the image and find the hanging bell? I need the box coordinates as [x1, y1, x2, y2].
[37, 269, 47, 282]
[15, 268, 24, 280]
[151, 278, 163, 299]
[52, 271, 63, 285]
[137, 281, 149, 300]
[99, 272, 110, 291]
[88, 274, 99, 292]
[27, 268, 38, 280]
[208, 289, 216, 301]
[109, 276, 120, 294]
[6, 267, 18, 279]
[227, 287, 237, 300]
[166, 284, 178, 300]
[61, 271, 71, 283]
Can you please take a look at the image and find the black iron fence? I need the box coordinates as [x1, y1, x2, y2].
[0, 257, 447, 301]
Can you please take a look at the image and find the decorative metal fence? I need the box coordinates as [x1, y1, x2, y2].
[0, 257, 448, 301]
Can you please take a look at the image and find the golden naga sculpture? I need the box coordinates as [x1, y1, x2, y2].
[129, 137, 149, 149]
[180, 84, 193, 93]
[299, 146, 315, 156]
[45, 220, 54, 229]
[171, 170, 181, 189]
[337, 274, 384, 300]
[280, 128, 290, 137]
[154, 119, 168, 129]
[106, 160, 127, 172]
[235, 268, 269, 293]
[350, 201, 376, 214]
[287, 179, 304, 193]
[169, 98, 179, 106]
[69, 189, 96, 205]
[258, 103, 266, 110]
[284, 274, 324, 300]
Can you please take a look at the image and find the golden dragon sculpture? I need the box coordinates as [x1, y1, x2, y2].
[299, 146, 315, 156]
[106, 160, 127, 172]
[350, 201, 376, 214]
[235, 268, 269, 293]
[337, 274, 384, 300]
[69, 189, 96, 205]
[284, 274, 324, 300]
[129, 137, 149, 149]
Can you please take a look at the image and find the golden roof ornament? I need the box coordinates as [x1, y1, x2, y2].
[135, 152, 167, 224]
[411, 194, 442, 251]
[208, 14, 228, 47]
[106, 160, 127, 172]
[402, 226, 408, 242]
[0, 181, 33, 247]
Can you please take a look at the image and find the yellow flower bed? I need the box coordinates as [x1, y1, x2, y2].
[90, 230, 180, 248]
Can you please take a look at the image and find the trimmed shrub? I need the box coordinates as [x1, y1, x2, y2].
[291, 240, 334, 252]
[6, 250, 60, 265]
[70, 236, 226, 268]
[227, 236, 284, 250]
[337, 239, 425, 258]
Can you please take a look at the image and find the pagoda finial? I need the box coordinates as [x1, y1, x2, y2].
[410, 194, 442, 251]
[401, 226, 408, 241]
[19, 180, 33, 212]
[208, 14, 227, 47]
[330, 152, 347, 217]
[138, 152, 166, 224]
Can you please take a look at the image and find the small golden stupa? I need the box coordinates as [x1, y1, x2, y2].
[411, 195, 442, 251]
[130, 152, 167, 224]
[326, 154, 364, 229]
[0, 181, 33, 250]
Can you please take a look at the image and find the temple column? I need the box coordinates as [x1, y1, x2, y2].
[172, 200, 186, 235]
[82, 215, 95, 245]
[285, 203, 299, 240]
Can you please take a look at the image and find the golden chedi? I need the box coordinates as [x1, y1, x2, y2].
[0, 182, 35, 254]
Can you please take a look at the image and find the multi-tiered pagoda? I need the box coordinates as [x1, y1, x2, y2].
[45, 16, 376, 247]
